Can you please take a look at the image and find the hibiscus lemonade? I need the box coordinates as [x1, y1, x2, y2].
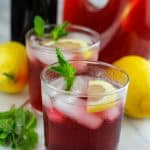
[26, 24, 100, 111]
[41, 60, 129, 150]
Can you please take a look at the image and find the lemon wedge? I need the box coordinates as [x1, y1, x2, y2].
[43, 39, 88, 50]
[43, 39, 93, 59]
[83, 50, 93, 60]
[87, 80, 117, 112]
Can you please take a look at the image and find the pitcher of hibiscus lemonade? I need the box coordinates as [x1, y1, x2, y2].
[41, 48, 129, 150]
[63, 0, 150, 62]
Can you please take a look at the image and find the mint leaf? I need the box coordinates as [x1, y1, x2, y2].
[26, 112, 37, 129]
[34, 16, 45, 36]
[0, 135, 11, 146]
[50, 48, 76, 91]
[0, 133, 8, 139]
[33, 16, 69, 40]
[16, 129, 38, 150]
[0, 108, 38, 150]
[50, 22, 69, 41]
[0, 119, 14, 146]
[65, 76, 75, 91]
[0, 119, 14, 132]
[0, 109, 15, 119]
[0, 117, 15, 145]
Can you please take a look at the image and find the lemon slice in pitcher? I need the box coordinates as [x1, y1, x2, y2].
[87, 80, 117, 112]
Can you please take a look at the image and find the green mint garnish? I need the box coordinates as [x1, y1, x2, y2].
[33, 16, 69, 40]
[50, 48, 76, 91]
[34, 16, 45, 36]
[50, 22, 69, 41]
[0, 108, 38, 150]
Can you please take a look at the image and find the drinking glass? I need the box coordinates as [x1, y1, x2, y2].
[41, 60, 129, 150]
[26, 25, 100, 111]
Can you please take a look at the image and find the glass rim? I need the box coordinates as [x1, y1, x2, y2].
[40, 60, 129, 98]
[26, 24, 101, 53]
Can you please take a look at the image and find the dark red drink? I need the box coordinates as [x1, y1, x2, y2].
[43, 105, 123, 150]
[63, 0, 127, 33]
[27, 56, 45, 111]
[99, 0, 150, 62]
[41, 61, 129, 150]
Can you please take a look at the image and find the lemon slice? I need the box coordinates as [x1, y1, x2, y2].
[43, 39, 87, 50]
[83, 50, 93, 60]
[87, 80, 117, 112]
[43, 39, 93, 59]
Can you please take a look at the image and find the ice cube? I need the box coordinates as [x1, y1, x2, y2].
[41, 92, 51, 108]
[46, 107, 66, 124]
[101, 105, 121, 121]
[67, 32, 92, 45]
[42, 78, 65, 107]
[34, 50, 57, 65]
[48, 78, 65, 97]
[34, 49, 74, 65]
[71, 61, 87, 74]
[54, 95, 103, 129]
[50, 77, 65, 88]
[63, 52, 74, 60]
[71, 76, 90, 95]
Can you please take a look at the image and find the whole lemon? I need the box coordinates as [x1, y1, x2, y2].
[0, 42, 28, 93]
[113, 55, 150, 118]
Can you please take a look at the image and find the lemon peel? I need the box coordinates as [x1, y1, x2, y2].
[87, 80, 117, 112]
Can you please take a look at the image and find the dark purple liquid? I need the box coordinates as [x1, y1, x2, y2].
[64, 0, 150, 62]
[43, 106, 123, 150]
[28, 58, 45, 111]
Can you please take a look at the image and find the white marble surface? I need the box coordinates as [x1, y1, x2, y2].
[0, 89, 150, 150]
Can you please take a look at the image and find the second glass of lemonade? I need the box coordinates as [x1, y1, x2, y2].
[26, 24, 100, 111]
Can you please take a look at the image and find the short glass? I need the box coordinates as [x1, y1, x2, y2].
[41, 60, 129, 150]
[26, 24, 100, 111]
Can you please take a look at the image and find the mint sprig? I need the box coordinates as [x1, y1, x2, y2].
[34, 16, 45, 37]
[0, 108, 38, 150]
[50, 48, 76, 91]
[33, 16, 69, 40]
[50, 22, 69, 41]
